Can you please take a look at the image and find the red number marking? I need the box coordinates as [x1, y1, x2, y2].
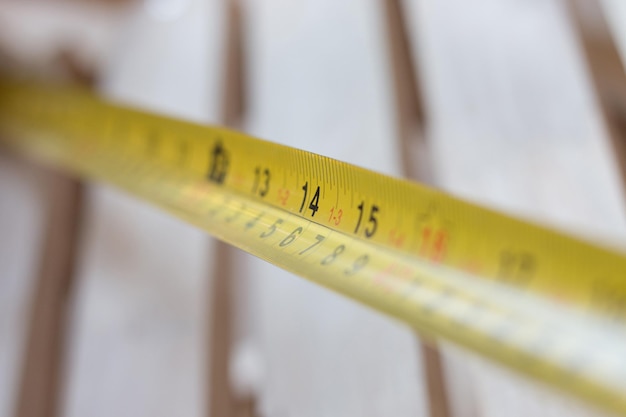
[277, 188, 290, 206]
[419, 227, 449, 262]
[328, 207, 343, 226]
[389, 229, 406, 248]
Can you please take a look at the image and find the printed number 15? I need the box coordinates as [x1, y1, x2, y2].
[355, 202, 378, 238]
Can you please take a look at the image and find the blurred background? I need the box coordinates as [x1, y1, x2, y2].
[1, 0, 626, 416]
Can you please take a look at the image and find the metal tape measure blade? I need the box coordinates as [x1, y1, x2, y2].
[2, 79, 626, 415]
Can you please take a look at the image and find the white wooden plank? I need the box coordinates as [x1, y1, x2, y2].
[405, 0, 626, 243]
[0, 1, 124, 80]
[0, 4, 123, 416]
[232, 0, 429, 415]
[61, 1, 225, 416]
[403, 0, 626, 416]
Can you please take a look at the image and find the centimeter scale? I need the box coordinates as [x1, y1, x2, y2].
[1, 79, 626, 415]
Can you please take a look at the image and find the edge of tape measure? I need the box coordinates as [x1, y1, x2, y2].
[2, 78, 626, 415]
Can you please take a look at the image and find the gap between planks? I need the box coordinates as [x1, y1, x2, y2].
[567, 0, 626, 199]
[208, 0, 257, 416]
[13, 163, 85, 417]
[382, 1, 453, 417]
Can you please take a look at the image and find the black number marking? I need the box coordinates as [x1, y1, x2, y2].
[252, 168, 259, 194]
[300, 182, 308, 213]
[252, 167, 271, 197]
[207, 140, 229, 184]
[279, 227, 303, 247]
[299, 234, 325, 255]
[225, 205, 244, 223]
[497, 251, 535, 287]
[299, 182, 320, 217]
[245, 212, 264, 231]
[365, 205, 379, 238]
[592, 281, 626, 320]
[344, 255, 369, 275]
[321, 244, 345, 265]
[355, 202, 364, 233]
[260, 219, 284, 238]
[308, 186, 320, 217]
[208, 204, 223, 217]
[354, 202, 379, 238]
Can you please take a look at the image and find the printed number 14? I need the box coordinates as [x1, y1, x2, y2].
[299, 182, 320, 217]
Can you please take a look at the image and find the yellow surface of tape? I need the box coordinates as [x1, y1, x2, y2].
[2, 79, 626, 415]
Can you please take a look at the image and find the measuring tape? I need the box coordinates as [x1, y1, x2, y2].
[2, 79, 626, 415]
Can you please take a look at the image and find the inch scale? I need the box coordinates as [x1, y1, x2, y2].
[2, 79, 626, 415]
